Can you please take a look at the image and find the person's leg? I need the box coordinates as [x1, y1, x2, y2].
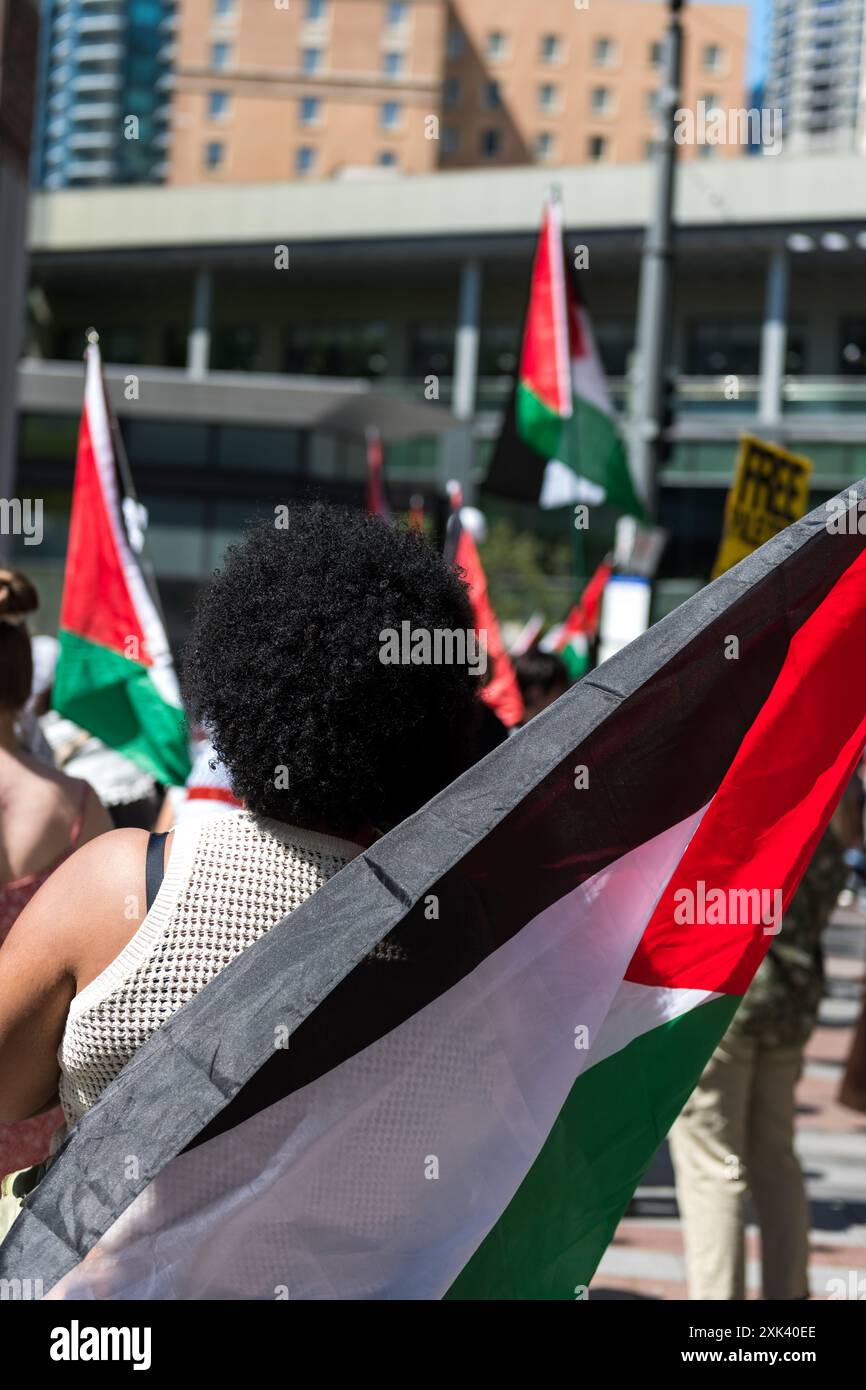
[747, 1042, 810, 1300]
[670, 1031, 755, 1299]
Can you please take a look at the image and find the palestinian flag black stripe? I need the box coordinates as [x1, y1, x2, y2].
[4, 482, 866, 1300]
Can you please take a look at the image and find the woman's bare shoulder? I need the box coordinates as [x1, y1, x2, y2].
[3, 829, 152, 981]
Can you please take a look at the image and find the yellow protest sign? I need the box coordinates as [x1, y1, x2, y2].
[711, 435, 812, 579]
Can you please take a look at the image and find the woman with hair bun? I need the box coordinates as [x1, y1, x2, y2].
[0, 569, 111, 1179]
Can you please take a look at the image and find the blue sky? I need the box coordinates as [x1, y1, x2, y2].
[731, 0, 772, 86]
[699, 0, 772, 85]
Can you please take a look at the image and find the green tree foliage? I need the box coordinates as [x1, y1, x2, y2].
[478, 518, 574, 625]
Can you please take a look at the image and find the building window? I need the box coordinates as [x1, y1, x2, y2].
[213, 0, 234, 16]
[646, 90, 659, 114]
[480, 128, 502, 157]
[378, 150, 398, 166]
[591, 87, 611, 114]
[593, 37, 615, 66]
[446, 28, 465, 59]
[302, 47, 323, 74]
[442, 125, 459, 154]
[284, 322, 389, 377]
[484, 80, 502, 109]
[535, 131, 555, 160]
[380, 100, 402, 129]
[386, 1, 407, 27]
[487, 31, 507, 59]
[306, 0, 327, 18]
[208, 91, 230, 119]
[296, 146, 316, 175]
[300, 96, 321, 125]
[702, 92, 719, 111]
[540, 34, 562, 63]
[703, 43, 722, 72]
[686, 322, 807, 377]
[444, 76, 461, 108]
[649, 40, 663, 66]
[384, 51, 404, 76]
[204, 140, 224, 170]
[588, 134, 607, 161]
[212, 328, 263, 373]
[538, 82, 559, 112]
[211, 41, 231, 69]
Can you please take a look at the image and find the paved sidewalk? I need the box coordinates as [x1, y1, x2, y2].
[591, 908, 866, 1300]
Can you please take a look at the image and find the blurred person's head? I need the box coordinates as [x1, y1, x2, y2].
[514, 649, 569, 723]
[183, 503, 480, 838]
[0, 570, 39, 716]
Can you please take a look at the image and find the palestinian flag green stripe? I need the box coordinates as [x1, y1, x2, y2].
[55, 629, 191, 787]
[570, 397, 645, 517]
[446, 993, 739, 1300]
[516, 378, 567, 461]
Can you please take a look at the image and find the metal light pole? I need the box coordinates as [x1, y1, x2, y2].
[0, 0, 40, 561]
[631, 0, 684, 523]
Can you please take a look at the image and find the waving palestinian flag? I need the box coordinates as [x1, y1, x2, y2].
[5, 481, 866, 1300]
[541, 558, 613, 680]
[52, 343, 190, 787]
[486, 194, 644, 519]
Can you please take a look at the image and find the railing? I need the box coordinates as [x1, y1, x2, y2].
[377, 375, 866, 417]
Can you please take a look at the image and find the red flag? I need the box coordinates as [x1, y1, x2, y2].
[557, 559, 613, 648]
[409, 493, 425, 531]
[444, 487, 524, 729]
[365, 427, 391, 521]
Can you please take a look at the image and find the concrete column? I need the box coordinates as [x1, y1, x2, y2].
[452, 257, 482, 420]
[186, 267, 214, 378]
[758, 245, 789, 434]
[443, 258, 483, 506]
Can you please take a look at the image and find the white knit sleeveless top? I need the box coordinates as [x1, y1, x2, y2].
[57, 809, 363, 1129]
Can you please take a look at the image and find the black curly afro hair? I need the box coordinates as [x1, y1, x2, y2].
[183, 502, 481, 836]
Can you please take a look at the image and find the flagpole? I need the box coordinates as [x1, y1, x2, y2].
[631, 0, 684, 522]
[548, 184, 587, 593]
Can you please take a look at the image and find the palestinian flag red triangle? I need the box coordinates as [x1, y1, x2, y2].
[5, 481, 866, 1300]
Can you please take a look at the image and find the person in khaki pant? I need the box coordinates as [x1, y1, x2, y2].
[670, 827, 846, 1300]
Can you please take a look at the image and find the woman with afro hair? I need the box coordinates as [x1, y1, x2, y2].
[0, 504, 483, 1198]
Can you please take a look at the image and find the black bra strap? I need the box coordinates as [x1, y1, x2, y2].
[145, 831, 168, 913]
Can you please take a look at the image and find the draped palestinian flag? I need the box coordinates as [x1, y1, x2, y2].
[52, 343, 190, 787]
[444, 486, 523, 728]
[486, 195, 644, 519]
[5, 481, 866, 1301]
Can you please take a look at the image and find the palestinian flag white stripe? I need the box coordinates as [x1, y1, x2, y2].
[572, 304, 615, 419]
[590, 980, 720, 1071]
